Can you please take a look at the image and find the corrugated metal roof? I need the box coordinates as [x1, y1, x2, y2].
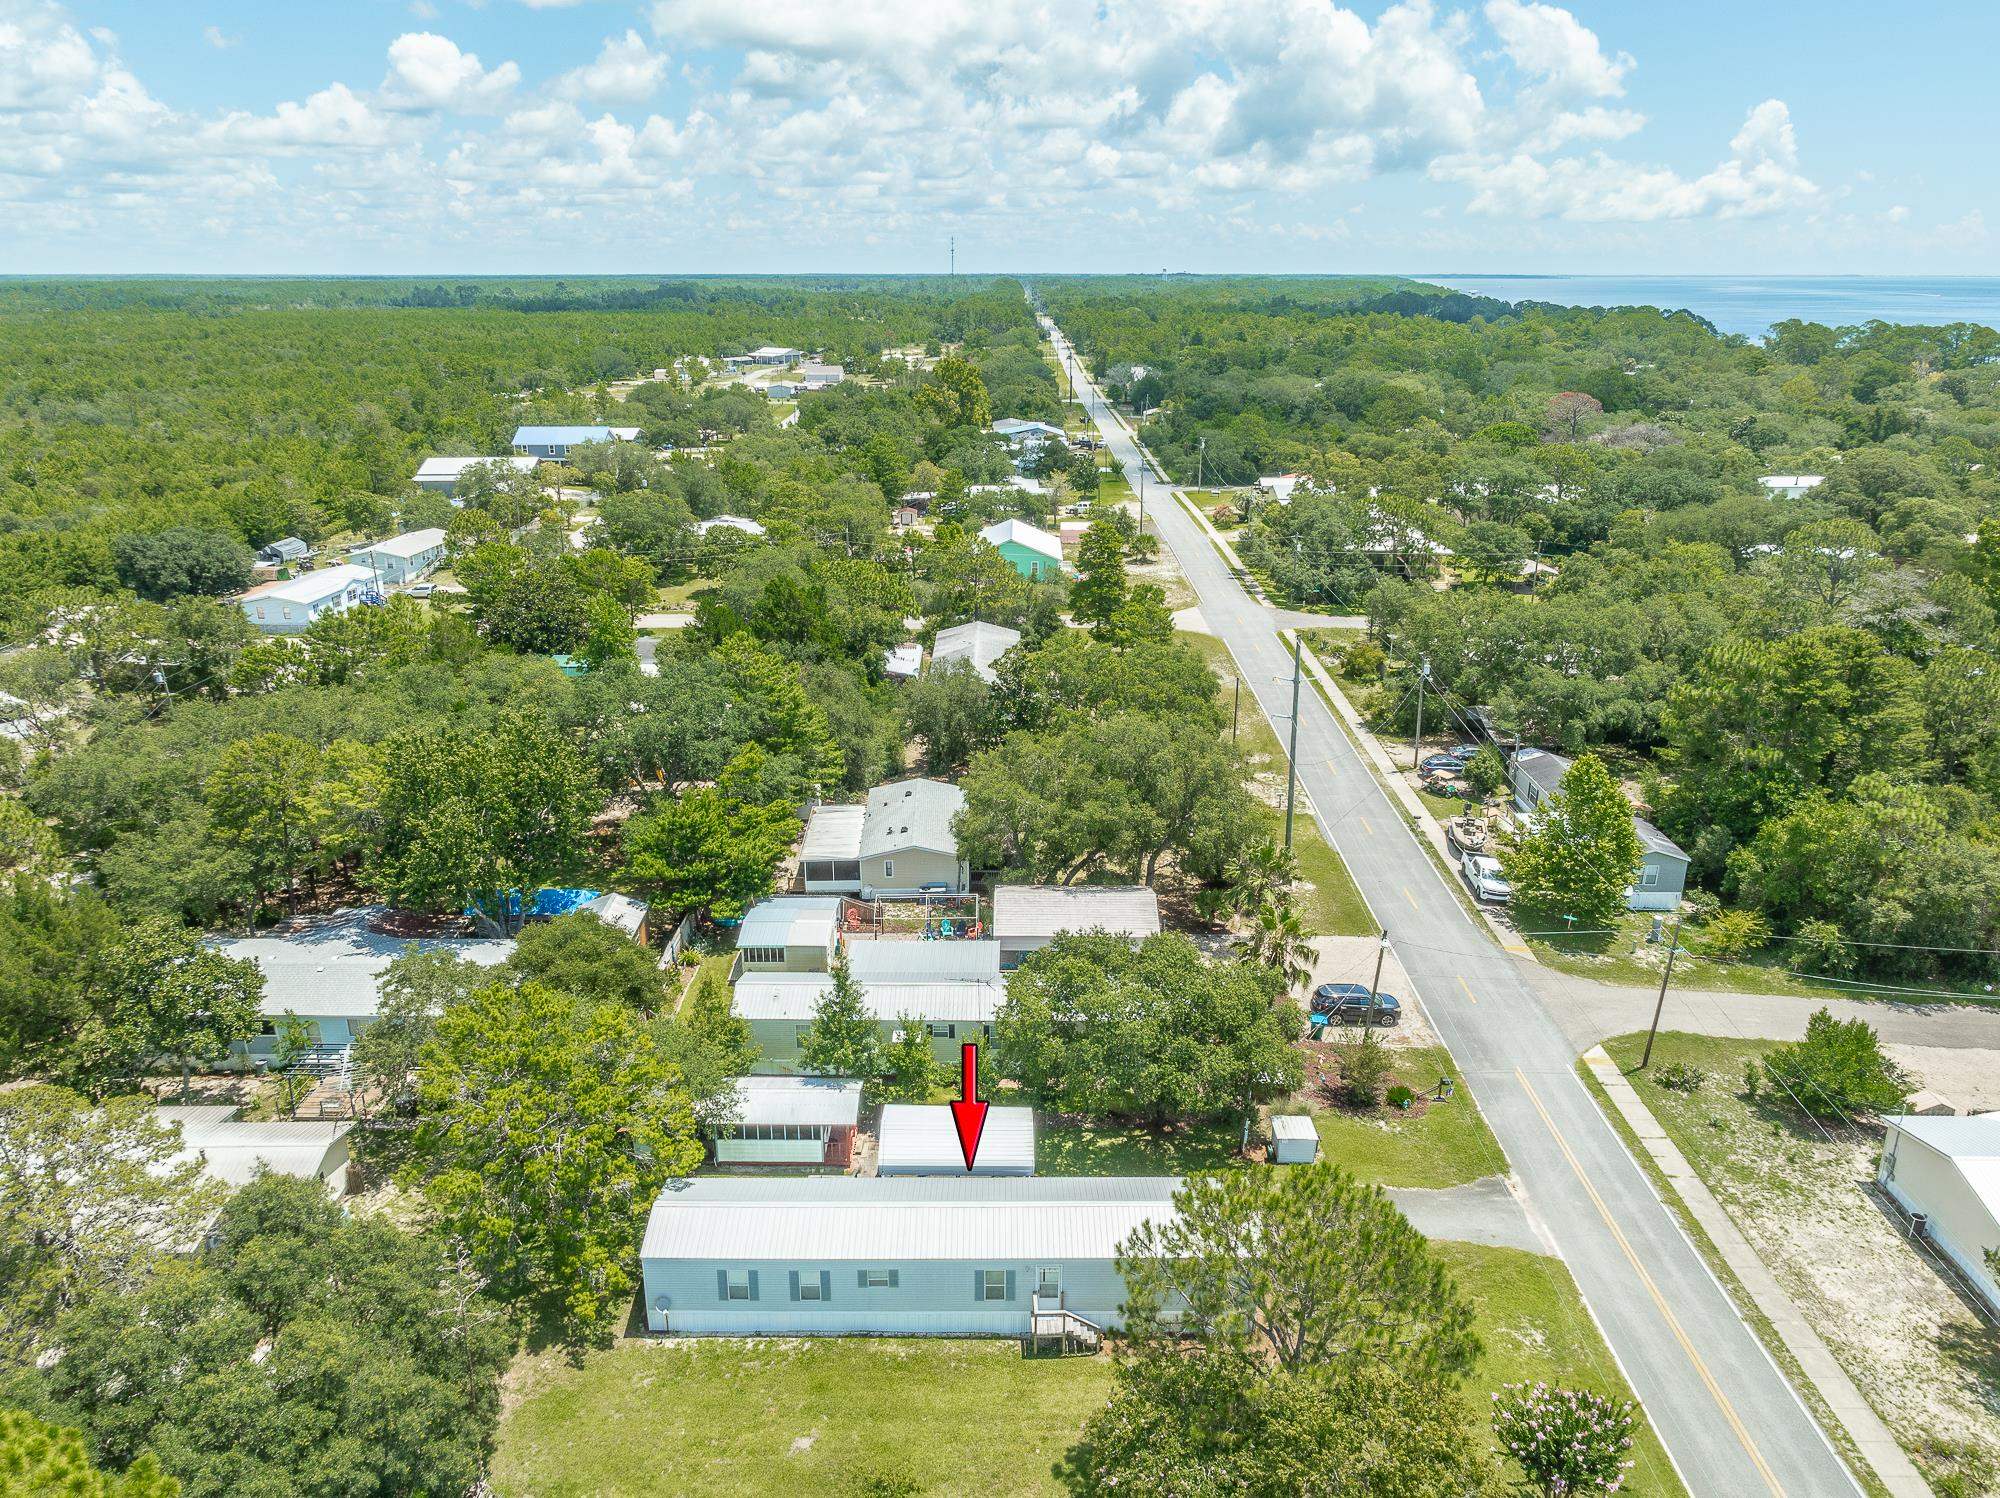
[979, 518, 1064, 561]
[414, 456, 537, 479]
[877, 1104, 1035, 1174]
[1270, 1114, 1317, 1141]
[353, 528, 446, 560]
[929, 621, 1020, 684]
[992, 885, 1160, 942]
[801, 804, 866, 861]
[846, 941, 1000, 983]
[580, 892, 648, 937]
[1892, 1114, 2000, 1159]
[732, 1076, 862, 1128]
[512, 425, 614, 444]
[861, 778, 963, 859]
[641, 1176, 1181, 1262]
[156, 1106, 350, 1188]
[732, 974, 1003, 1023]
[735, 897, 842, 953]
[209, 907, 514, 1019]
[249, 564, 375, 606]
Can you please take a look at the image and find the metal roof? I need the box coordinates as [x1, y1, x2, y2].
[731, 974, 1004, 1023]
[730, 1076, 862, 1129]
[641, 1175, 1181, 1262]
[352, 528, 446, 560]
[1270, 1114, 1317, 1141]
[846, 941, 1001, 983]
[979, 518, 1064, 561]
[884, 641, 924, 678]
[992, 885, 1161, 942]
[1634, 816, 1688, 861]
[512, 425, 614, 444]
[414, 456, 537, 479]
[861, 778, 963, 859]
[247, 564, 375, 606]
[156, 1105, 350, 1188]
[1890, 1113, 2000, 1159]
[580, 891, 649, 937]
[735, 897, 842, 953]
[1514, 751, 1688, 859]
[801, 804, 866, 861]
[208, 907, 515, 1019]
[877, 1104, 1035, 1174]
[929, 621, 1020, 684]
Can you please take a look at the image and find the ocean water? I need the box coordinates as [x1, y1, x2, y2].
[1419, 275, 2000, 341]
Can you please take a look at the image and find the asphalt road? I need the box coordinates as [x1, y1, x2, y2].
[1043, 313, 1864, 1497]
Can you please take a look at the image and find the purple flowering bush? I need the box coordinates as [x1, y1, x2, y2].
[1491, 1381, 1638, 1495]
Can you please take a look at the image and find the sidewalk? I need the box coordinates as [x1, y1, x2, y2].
[1583, 1047, 1932, 1498]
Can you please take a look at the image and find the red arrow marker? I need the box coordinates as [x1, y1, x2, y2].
[948, 1041, 988, 1171]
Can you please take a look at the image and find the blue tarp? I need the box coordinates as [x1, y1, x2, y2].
[466, 887, 602, 922]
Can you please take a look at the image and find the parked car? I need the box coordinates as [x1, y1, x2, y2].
[1461, 852, 1511, 903]
[1446, 742, 1481, 759]
[1310, 982, 1401, 1026]
[1420, 753, 1467, 773]
[405, 582, 436, 599]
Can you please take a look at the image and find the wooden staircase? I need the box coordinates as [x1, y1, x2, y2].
[1026, 1292, 1102, 1356]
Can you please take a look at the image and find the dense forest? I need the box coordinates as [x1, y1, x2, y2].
[1045, 276, 2000, 980]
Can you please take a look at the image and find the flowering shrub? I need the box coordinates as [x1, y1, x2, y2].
[1491, 1381, 1638, 1495]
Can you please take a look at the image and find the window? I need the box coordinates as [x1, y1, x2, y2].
[1639, 866, 1660, 888]
[980, 1269, 1008, 1301]
[1037, 1267, 1061, 1296]
[744, 945, 785, 965]
[798, 1275, 824, 1302]
[882, 859, 895, 880]
[927, 1023, 955, 1039]
[726, 1271, 751, 1301]
[864, 1269, 893, 1288]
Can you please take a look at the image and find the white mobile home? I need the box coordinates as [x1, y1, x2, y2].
[992, 885, 1161, 968]
[715, 1076, 861, 1167]
[236, 564, 376, 635]
[411, 456, 539, 494]
[877, 1104, 1035, 1176]
[929, 621, 1021, 685]
[733, 939, 1005, 1073]
[1877, 1113, 2000, 1316]
[157, 1104, 354, 1196]
[349, 528, 448, 587]
[210, 907, 514, 1064]
[639, 1175, 1178, 1336]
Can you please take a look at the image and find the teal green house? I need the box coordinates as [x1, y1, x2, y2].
[978, 518, 1066, 580]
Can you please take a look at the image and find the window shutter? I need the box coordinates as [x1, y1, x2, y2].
[888, 1269, 899, 1289]
[716, 1269, 728, 1301]
[789, 1270, 800, 1302]
[1005, 1270, 1016, 1302]
[748, 1270, 760, 1302]
[973, 1270, 983, 1301]
[858, 1270, 869, 1289]
[820, 1270, 832, 1302]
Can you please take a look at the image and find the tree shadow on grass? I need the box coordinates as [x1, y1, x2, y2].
[1035, 1114, 1243, 1177]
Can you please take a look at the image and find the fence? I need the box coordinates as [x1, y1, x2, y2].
[657, 908, 699, 969]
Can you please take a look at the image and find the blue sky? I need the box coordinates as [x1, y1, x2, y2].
[3, 0, 1993, 275]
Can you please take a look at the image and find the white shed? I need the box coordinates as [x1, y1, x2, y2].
[992, 885, 1161, 968]
[734, 897, 843, 972]
[1270, 1114, 1319, 1165]
[156, 1104, 354, 1196]
[1877, 1113, 2000, 1315]
[877, 1104, 1036, 1176]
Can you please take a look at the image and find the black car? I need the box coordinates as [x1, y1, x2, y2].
[1310, 982, 1401, 1026]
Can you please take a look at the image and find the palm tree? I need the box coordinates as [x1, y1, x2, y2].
[1244, 899, 1313, 991]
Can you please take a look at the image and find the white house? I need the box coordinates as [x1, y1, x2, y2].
[639, 1175, 1178, 1337]
[1256, 474, 1304, 503]
[411, 456, 539, 495]
[797, 362, 845, 389]
[1270, 1114, 1319, 1165]
[732, 939, 1005, 1072]
[1877, 1113, 2000, 1316]
[877, 1104, 1036, 1176]
[1509, 748, 1688, 911]
[992, 885, 1161, 968]
[734, 896, 844, 973]
[714, 1076, 862, 1168]
[348, 528, 448, 587]
[511, 425, 637, 461]
[1759, 474, 1826, 500]
[799, 779, 969, 897]
[211, 907, 515, 1064]
[745, 345, 804, 366]
[990, 418, 1066, 452]
[929, 621, 1021, 685]
[695, 515, 767, 538]
[236, 564, 377, 635]
[157, 1104, 354, 1197]
[883, 641, 924, 680]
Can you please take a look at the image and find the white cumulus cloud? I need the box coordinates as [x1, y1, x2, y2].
[381, 32, 520, 113]
[558, 30, 670, 104]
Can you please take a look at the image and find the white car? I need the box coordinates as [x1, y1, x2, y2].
[405, 582, 436, 599]
[1461, 852, 1511, 904]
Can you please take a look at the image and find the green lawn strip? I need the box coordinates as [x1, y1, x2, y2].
[1574, 1036, 1892, 1498]
[1035, 1116, 1244, 1176]
[674, 950, 736, 1018]
[1179, 629, 1373, 937]
[1304, 1043, 1509, 1188]
[1437, 1241, 1689, 1497]
[656, 578, 714, 611]
[492, 1339, 1110, 1498]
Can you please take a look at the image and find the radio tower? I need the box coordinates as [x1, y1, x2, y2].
[949, 236, 955, 276]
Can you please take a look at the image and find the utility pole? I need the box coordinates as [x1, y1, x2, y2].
[1197, 434, 1206, 490]
[948, 236, 955, 276]
[1283, 635, 1303, 852]
[1410, 655, 1430, 769]
[1231, 678, 1241, 746]
[1640, 920, 1682, 1070]
[1365, 928, 1390, 1028]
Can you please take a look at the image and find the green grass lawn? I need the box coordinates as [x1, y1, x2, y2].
[1181, 630, 1375, 937]
[656, 578, 714, 611]
[493, 1339, 1110, 1497]
[1035, 1116, 1243, 1176]
[1440, 1242, 1687, 1496]
[491, 1247, 1682, 1498]
[1306, 1043, 1509, 1188]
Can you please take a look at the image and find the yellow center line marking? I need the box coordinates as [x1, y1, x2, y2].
[1514, 1068, 1785, 1497]
[1402, 886, 1419, 912]
[1457, 975, 1478, 1005]
[1358, 816, 1373, 836]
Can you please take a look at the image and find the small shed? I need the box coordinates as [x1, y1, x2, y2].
[580, 891, 649, 942]
[734, 897, 843, 972]
[877, 1104, 1036, 1177]
[1877, 1113, 2000, 1315]
[716, 1077, 861, 1167]
[993, 885, 1161, 968]
[1270, 1114, 1319, 1165]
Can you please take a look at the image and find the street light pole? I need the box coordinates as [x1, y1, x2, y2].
[1640, 920, 1682, 1070]
[1283, 635, 1303, 852]
[1365, 928, 1389, 1028]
